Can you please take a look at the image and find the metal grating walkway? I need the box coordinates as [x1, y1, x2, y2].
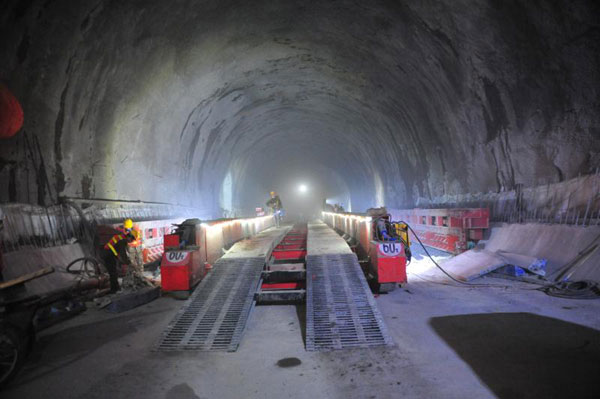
[156, 257, 264, 352]
[306, 253, 394, 351]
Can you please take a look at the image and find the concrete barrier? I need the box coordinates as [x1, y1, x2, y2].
[481, 223, 600, 282]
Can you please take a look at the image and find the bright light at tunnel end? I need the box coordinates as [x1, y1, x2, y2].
[298, 184, 308, 193]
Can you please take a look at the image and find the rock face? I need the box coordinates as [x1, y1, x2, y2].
[0, 0, 598, 214]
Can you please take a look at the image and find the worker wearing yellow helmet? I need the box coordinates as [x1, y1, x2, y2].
[101, 218, 137, 293]
[266, 191, 283, 227]
[123, 218, 134, 230]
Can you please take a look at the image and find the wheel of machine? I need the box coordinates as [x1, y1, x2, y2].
[172, 291, 190, 300]
[0, 324, 26, 387]
[378, 282, 396, 293]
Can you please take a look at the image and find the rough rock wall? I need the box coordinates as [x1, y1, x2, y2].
[0, 0, 598, 214]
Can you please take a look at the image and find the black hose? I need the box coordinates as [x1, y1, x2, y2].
[398, 220, 508, 288]
[542, 280, 600, 299]
[66, 257, 103, 278]
[65, 256, 109, 294]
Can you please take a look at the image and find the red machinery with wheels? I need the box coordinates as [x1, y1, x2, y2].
[160, 219, 205, 297]
[369, 240, 407, 287]
[367, 213, 410, 292]
[160, 248, 204, 293]
[159, 215, 276, 297]
[322, 211, 410, 292]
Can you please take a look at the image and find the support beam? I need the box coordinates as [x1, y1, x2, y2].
[261, 270, 306, 283]
[255, 289, 306, 303]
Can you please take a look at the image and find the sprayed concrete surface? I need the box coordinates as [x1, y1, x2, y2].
[3, 244, 600, 398]
[2, 1, 599, 213]
[481, 223, 600, 282]
[221, 225, 290, 260]
[307, 221, 354, 256]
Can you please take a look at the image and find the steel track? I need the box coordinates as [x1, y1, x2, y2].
[156, 257, 264, 352]
[306, 253, 394, 351]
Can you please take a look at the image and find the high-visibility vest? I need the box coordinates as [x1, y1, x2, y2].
[127, 228, 142, 248]
[104, 234, 125, 257]
[128, 238, 142, 248]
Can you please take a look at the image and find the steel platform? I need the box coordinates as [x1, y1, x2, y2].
[156, 256, 264, 352]
[306, 253, 394, 351]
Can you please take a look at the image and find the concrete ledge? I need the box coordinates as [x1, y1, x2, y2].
[481, 223, 600, 282]
[106, 286, 161, 313]
[222, 225, 291, 261]
[307, 221, 353, 256]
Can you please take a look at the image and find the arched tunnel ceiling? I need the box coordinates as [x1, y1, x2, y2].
[0, 0, 599, 216]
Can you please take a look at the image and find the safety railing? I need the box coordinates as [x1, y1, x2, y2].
[0, 199, 208, 254]
[418, 173, 600, 227]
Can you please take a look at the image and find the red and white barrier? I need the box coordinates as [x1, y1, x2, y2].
[389, 208, 489, 254]
[98, 218, 184, 265]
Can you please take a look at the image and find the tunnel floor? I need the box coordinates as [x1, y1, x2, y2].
[2, 246, 600, 399]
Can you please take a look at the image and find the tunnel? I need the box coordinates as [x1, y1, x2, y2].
[0, 0, 598, 216]
[1, 1, 600, 398]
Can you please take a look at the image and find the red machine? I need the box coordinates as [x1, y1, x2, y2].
[160, 219, 205, 297]
[366, 213, 409, 292]
[321, 211, 410, 292]
[369, 240, 407, 286]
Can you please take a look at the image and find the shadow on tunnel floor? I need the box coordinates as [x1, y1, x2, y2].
[429, 312, 600, 399]
[6, 307, 172, 389]
[295, 303, 306, 345]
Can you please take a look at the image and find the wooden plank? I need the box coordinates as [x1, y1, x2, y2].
[0, 266, 55, 290]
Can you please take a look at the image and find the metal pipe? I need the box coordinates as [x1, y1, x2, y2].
[583, 196, 592, 226]
[44, 207, 58, 246]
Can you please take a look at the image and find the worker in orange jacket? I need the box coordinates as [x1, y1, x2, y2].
[101, 218, 136, 293]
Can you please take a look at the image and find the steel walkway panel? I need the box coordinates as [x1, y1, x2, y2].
[306, 253, 394, 351]
[156, 257, 264, 352]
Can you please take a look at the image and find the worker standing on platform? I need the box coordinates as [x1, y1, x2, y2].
[101, 218, 136, 293]
[266, 191, 283, 227]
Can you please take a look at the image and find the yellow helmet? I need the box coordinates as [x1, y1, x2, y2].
[123, 218, 134, 229]
[270, 191, 276, 196]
